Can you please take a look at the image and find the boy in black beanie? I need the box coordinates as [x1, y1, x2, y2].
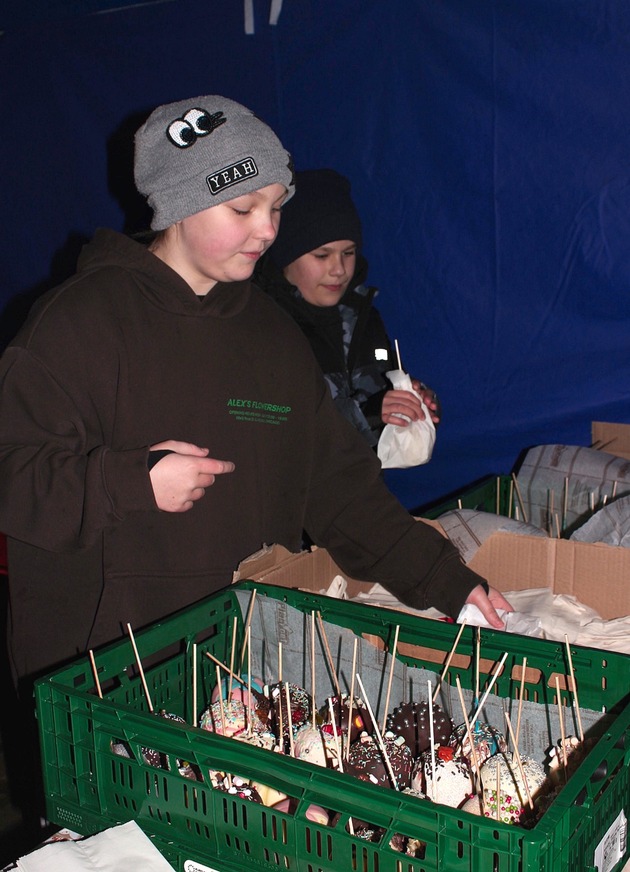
[256, 169, 439, 448]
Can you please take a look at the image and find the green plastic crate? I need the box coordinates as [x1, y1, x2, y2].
[35, 581, 630, 872]
[422, 475, 513, 520]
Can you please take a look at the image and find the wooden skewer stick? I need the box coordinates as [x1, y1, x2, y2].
[511, 473, 528, 524]
[328, 696, 355, 835]
[564, 635, 584, 742]
[214, 665, 232, 788]
[285, 682, 295, 757]
[346, 638, 358, 762]
[562, 477, 569, 531]
[433, 620, 467, 703]
[555, 676, 569, 781]
[394, 338, 402, 370]
[474, 627, 481, 708]
[428, 680, 438, 804]
[311, 612, 317, 729]
[381, 624, 400, 733]
[88, 649, 103, 699]
[317, 611, 341, 698]
[228, 616, 238, 703]
[238, 588, 257, 670]
[455, 676, 483, 808]
[328, 697, 353, 835]
[328, 699, 343, 772]
[515, 657, 527, 748]
[591, 438, 613, 451]
[205, 651, 247, 687]
[216, 665, 227, 735]
[469, 652, 509, 731]
[126, 623, 153, 712]
[472, 625, 481, 729]
[504, 712, 534, 810]
[192, 643, 198, 728]
[276, 641, 285, 749]
[278, 641, 283, 684]
[247, 627, 253, 736]
[456, 510, 482, 546]
[355, 674, 399, 791]
[496, 760, 501, 822]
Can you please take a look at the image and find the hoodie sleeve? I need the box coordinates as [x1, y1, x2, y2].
[0, 346, 157, 552]
[303, 385, 487, 619]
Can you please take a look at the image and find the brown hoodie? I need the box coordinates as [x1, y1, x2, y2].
[0, 229, 484, 684]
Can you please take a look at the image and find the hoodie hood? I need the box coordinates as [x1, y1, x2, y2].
[78, 228, 252, 319]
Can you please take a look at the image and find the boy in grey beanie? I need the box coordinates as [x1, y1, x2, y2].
[0, 91, 509, 712]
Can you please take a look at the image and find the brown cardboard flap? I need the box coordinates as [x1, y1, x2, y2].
[468, 532, 557, 593]
[234, 543, 375, 598]
[233, 543, 298, 579]
[234, 518, 630, 624]
[465, 529, 630, 620]
[591, 421, 630, 459]
[555, 538, 630, 620]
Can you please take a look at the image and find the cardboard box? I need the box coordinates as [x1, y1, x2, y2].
[234, 514, 630, 622]
[592, 420, 630, 460]
[464, 528, 630, 620]
[235, 424, 630, 625]
[234, 542, 370, 598]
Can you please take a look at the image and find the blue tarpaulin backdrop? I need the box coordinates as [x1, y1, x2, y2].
[2, 0, 630, 510]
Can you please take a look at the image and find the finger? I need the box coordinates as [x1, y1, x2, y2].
[388, 413, 412, 426]
[394, 390, 423, 406]
[489, 587, 514, 613]
[199, 458, 235, 475]
[389, 404, 424, 422]
[170, 499, 194, 513]
[478, 593, 506, 629]
[466, 584, 506, 630]
[212, 460, 235, 474]
[483, 606, 505, 630]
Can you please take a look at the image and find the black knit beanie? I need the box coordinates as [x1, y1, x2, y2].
[270, 169, 363, 269]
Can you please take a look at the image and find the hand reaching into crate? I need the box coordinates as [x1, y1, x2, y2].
[464, 584, 513, 630]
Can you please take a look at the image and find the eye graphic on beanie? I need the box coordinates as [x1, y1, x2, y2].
[166, 108, 227, 149]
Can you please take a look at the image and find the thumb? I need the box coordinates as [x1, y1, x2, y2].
[150, 440, 210, 456]
[182, 443, 211, 457]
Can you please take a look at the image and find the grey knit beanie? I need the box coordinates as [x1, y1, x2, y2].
[134, 95, 295, 230]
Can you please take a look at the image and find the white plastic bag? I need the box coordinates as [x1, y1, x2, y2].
[377, 369, 436, 468]
[16, 821, 174, 872]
